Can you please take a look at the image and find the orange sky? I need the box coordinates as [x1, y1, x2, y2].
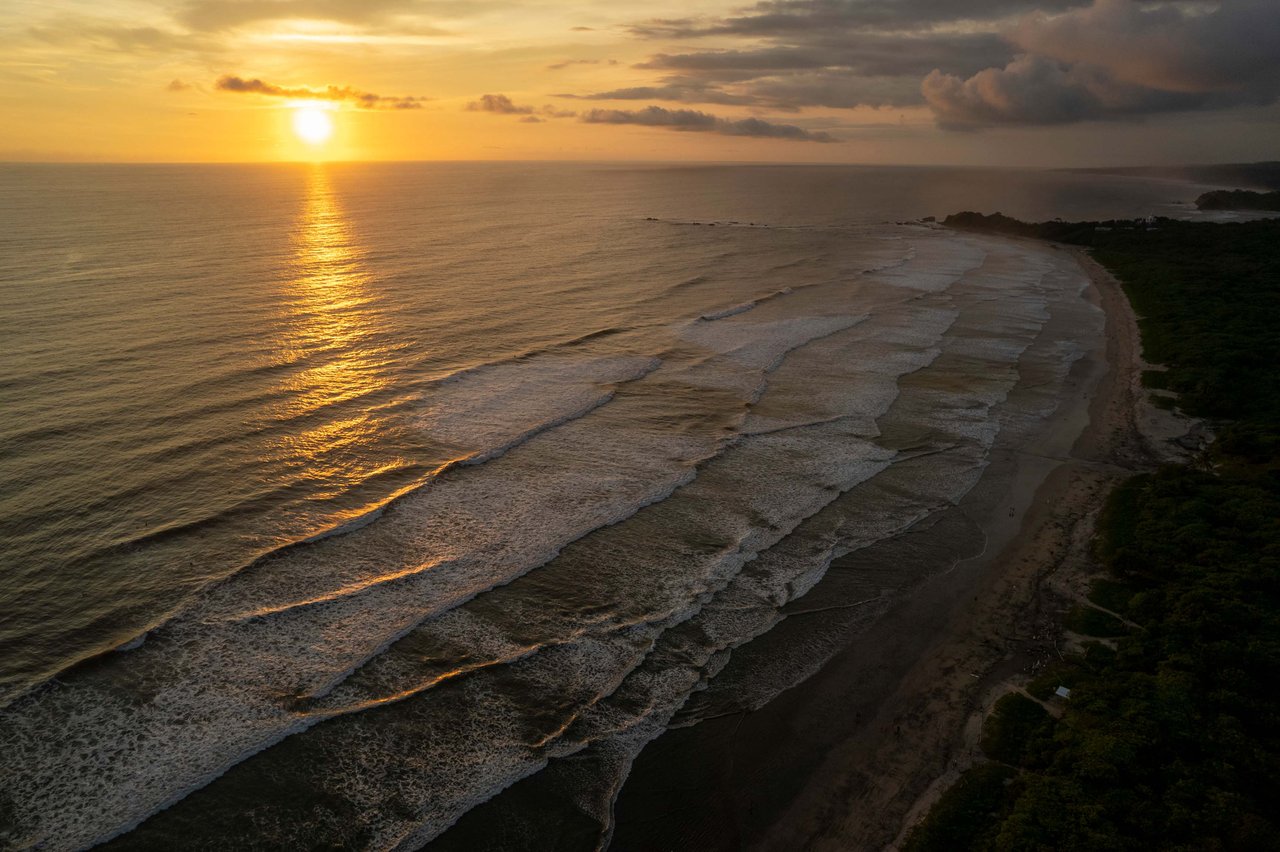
[2, 0, 1277, 165]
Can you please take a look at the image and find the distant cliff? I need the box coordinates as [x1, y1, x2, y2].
[1194, 189, 1280, 211]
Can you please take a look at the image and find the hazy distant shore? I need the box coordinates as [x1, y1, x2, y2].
[1071, 161, 1280, 192]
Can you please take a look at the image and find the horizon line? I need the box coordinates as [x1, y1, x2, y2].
[1, 157, 1273, 170]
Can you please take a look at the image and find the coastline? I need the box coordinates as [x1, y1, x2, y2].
[4, 164, 1270, 850]
[883, 246, 1184, 848]
[606, 240, 1170, 850]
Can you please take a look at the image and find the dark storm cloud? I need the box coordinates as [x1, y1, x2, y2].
[638, 48, 827, 73]
[1014, 0, 1280, 95]
[611, 0, 1280, 128]
[560, 83, 768, 108]
[606, 7, 1018, 112]
[571, 31, 1009, 112]
[740, 72, 923, 109]
[924, 0, 1280, 127]
[638, 32, 1011, 80]
[215, 75, 427, 109]
[628, 0, 1089, 39]
[921, 55, 1211, 128]
[581, 106, 836, 141]
[568, 72, 921, 110]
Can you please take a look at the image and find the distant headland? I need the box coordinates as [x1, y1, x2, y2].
[1194, 189, 1280, 211]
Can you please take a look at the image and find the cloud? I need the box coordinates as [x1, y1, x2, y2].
[467, 92, 533, 114]
[922, 55, 1170, 128]
[167, 79, 194, 92]
[560, 83, 769, 108]
[608, 24, 1014, 112]
[738, 72, 924, 109]
[923, 0, 1280, 127]
[546, 58, 618, 71]
[639, 32, 1010, 80]
[214, 75, 427, 109]
[565, 76, 919, 111]
[615, 0, 1280, 126]
[468, 94, 576, 118]
[581, 105, 836, 141]
[628, 0, 1088, 38]
[1013, 0, 1280, 95]
[638, 48, 826, 73]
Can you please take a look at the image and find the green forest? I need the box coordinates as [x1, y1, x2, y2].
[907, 216, 1280, 851]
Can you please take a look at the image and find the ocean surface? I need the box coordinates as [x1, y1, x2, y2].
[0, 163, 1218, 849]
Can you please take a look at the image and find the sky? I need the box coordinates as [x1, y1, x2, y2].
[1, 0, 1277, 165]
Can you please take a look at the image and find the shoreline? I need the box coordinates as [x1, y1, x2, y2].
[883, 245, 1178, 848]
[608, 240, 1170, 850]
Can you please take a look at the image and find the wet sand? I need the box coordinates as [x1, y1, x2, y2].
[605, 243, 1168, 851]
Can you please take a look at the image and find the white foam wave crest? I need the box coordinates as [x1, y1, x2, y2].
[417, 354, 661, 456]
[226, 431, 902, 852]
[697, 287, 793, 321]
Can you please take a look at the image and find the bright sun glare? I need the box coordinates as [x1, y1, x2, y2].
[293, 106, 333, 145]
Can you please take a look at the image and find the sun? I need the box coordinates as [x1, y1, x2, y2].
[293, 106, 333, 145]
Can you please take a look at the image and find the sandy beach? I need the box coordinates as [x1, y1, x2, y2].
[608, 240, 1181, 851]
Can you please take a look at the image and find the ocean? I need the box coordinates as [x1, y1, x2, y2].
[0, 162, 1217, 849]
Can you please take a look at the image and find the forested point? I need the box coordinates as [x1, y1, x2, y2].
[1194, 190, 1280, 212]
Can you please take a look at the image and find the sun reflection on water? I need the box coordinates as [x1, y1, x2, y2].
[271, 166, 405, 510]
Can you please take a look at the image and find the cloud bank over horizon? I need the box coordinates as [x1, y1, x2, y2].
[618, 0, 1280, 130]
